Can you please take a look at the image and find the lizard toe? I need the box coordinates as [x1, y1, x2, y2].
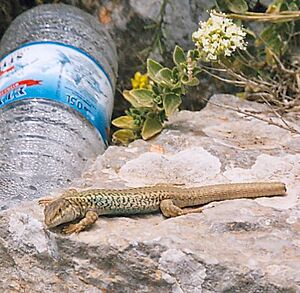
[62, 224, 83, 235]
[38, 198, 54, 206]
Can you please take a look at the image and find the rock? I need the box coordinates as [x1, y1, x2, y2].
[0, 94, 299, 292]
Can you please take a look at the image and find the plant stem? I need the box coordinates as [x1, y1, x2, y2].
[206, 98, 300, 135]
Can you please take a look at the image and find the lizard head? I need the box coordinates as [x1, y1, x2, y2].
[44, 198, 81, 228]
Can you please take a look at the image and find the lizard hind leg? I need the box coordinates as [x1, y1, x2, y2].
[160, 199, 203, 218]
[38, 198, 54, 207]
[38, 189, 79, 207]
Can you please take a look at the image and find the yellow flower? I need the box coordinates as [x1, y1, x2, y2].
[131, 71, 151, 89]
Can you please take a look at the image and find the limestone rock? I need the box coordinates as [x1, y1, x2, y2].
[0, 95, 299, 292]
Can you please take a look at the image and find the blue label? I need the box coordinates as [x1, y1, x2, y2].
[0, 42, 114, 143]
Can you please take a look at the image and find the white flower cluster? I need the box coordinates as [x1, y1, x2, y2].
[192, 11, 247, 61]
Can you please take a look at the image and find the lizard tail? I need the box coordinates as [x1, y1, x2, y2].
[175, 182, 286, 207]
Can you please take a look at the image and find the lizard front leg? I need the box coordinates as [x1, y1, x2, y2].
[63, 210, 98, 234]
[160, 199, 203, 217]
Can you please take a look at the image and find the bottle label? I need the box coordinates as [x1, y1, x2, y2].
[0, 41, 114, 143]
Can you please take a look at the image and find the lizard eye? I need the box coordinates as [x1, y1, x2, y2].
[58, 208, 62, 213]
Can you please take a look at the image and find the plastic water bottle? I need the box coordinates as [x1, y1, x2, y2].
[0, 4, 117, 210]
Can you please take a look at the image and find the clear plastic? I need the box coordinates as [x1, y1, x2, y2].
[0, 4, 117, 210]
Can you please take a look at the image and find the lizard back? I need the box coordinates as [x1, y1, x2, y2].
[64, 182, 286, 215]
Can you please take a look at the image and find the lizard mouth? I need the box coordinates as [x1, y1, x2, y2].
[44, 218, 60, 228]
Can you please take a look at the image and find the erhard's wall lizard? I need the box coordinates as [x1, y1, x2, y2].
[39, 182, 286, 234]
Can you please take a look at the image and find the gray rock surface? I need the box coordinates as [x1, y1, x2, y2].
[0, 95, 300, 292]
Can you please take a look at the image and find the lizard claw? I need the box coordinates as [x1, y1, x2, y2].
[62, 223, 84, 235]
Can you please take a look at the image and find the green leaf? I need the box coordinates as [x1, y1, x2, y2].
[147, 59, 163, 81]
[244, 28, 256, 39]
[260, 24, 283, 56]
[180, 75, 200, 86]
[264, 47, 275, 65]
[266, 0, 283, 13]
[152, 85, 160, 95]
[225, 0, 248, 13]
[112, 115, 137, 129]
[287, 2, 299, 11]
[157, 68, 173, 80]
[123, 90, 141, 108]
[171, 84, 182, 93]
[155, 68, 176, 87]
[173, 45, 186, 67]
[171, 82, 182, 91]
[163, 94, 182, 117]
[112, 129, 135, 145]
[141, 116, 163, 140]
[188, 49, 200, 60]
[192, 67, 202, 77]
[130, 89, 154, 107]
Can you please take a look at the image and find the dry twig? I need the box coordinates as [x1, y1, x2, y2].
[206, 98, 300, 135]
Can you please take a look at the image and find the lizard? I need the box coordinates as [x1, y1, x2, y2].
[39, 182, 286, 234]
